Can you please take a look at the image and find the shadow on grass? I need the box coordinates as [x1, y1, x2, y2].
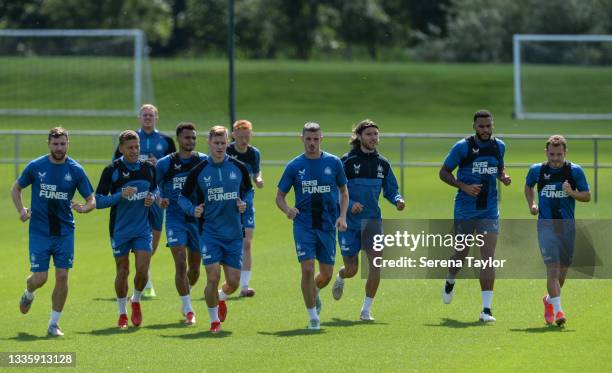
[321, 317, 388, 327]
[4, 332, 53, 341]
[160, 330, 233, 339]
[258, 329, 326, 337]
[77, 326, 140, 336]
[144, 321, 192, 330]
[509, 326, 574, 333]
[424, 318, 486, 328]
[91, 297, 117, 302]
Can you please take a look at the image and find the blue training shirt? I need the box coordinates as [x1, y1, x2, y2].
[342, 147, 402, 231]
[113, 128, 176, 162]
[525, 162, 589, 220]
[156, 152, 208, 221]
[226, 142, 261, 178]
[278, 151, 348, 231]
[17, 155, 94, 236]
[443, 136, 506, 219]
[95, 157, 157, 243]
[178, 154, 253, 240]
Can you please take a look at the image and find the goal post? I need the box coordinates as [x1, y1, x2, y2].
[0, 29, 154, 117]
[513, 34, 612, 120]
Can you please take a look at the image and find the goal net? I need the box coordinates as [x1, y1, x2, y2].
[513, 34, 612, 120]
[0, 29, 154, 117]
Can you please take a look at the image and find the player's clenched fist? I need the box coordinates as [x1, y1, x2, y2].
[237, 198, 247, 213]
[121, 186, 137, 199]
[194, 203, 205, 218]
[19, 207, 31, 222]
[144, 192, 154, 207]
[286, 207, 299, 220]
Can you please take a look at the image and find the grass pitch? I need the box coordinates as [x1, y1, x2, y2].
[1, 60, 612, 372]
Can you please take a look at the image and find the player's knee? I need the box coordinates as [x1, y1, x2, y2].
[226, 277, 240, 292]
[207, 271, 221, 285]
[301, 265, 315, 278]
[318, 271, 333, 286]
[55, 270, 69, 284]
[344, 264, 359, 278]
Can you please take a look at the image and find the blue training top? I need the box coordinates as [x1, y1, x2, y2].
[525, 161, 589, 220]
[156, 152, 208, 221]
[277, 151, 348, 231]
[443, 136, 506, 219]
[178, 154, 253, 241]
[18, 155, 94, 236]
[95, 157, 157, 242]
[341, 147, 402, 231]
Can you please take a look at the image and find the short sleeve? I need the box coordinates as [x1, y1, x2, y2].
[443, 141, 467, 170]
[335, 157, 347, 187]
[17, 161, 35, 188]
[277, 163, 295, 193]
[253, 148, 261, 174]
[525, 164, 540, 188]
[572, 166, 590, 192]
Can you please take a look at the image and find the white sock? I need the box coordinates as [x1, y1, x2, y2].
[132, 290, 142, 303]
[208, 306, 220, 322]
[240, 270, 252, 289]
[481, 290, 493, 309]
[49, 310, 61, 325]
[336, 273, 344, 284]
[307, 307, 318, 320]
[24, 289, 35, 300]
[549, 296, 562, 313]
[362, 296, 374, 313]
[180, 294, 193, 314]
[218, 289, 228, 301]
[145, 270, 153, 289]
[117, 297, 128, 315]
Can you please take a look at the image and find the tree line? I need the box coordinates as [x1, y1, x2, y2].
[1, 0, 611, 62]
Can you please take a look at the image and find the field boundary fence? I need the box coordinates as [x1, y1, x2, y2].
[2, 130, 611, 203]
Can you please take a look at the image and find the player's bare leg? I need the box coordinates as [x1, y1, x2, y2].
[240, 228, 255, 297]
[47, 269, 69, 336]
[301, 259, 320, 330]
[204, 263, 222, 331]
[478, 233, 497, 322]
[171, 246, 196, 324]
[19, 271, 47, 314]
[187, 250, 201, 287]
[114, 255, 130, 328]
[332, 255, 358, 300]
[545, 262, 568, 326]
[442, 242, 472, 304]
[130, 250, 151, 326]
[144, 229, 161, 298]
[218, 265, 240, 323]
[360, 248, 382, 321]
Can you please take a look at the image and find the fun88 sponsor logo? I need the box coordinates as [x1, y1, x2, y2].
[39, 183, 69, 200]
[472, 161, 498, 175]
[540, 184, 568, 198]
[301, 180, 331, 194]
[208, 187, 237, 201]
[123, 188, 149, 201]
[173, 176, 187, 190]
